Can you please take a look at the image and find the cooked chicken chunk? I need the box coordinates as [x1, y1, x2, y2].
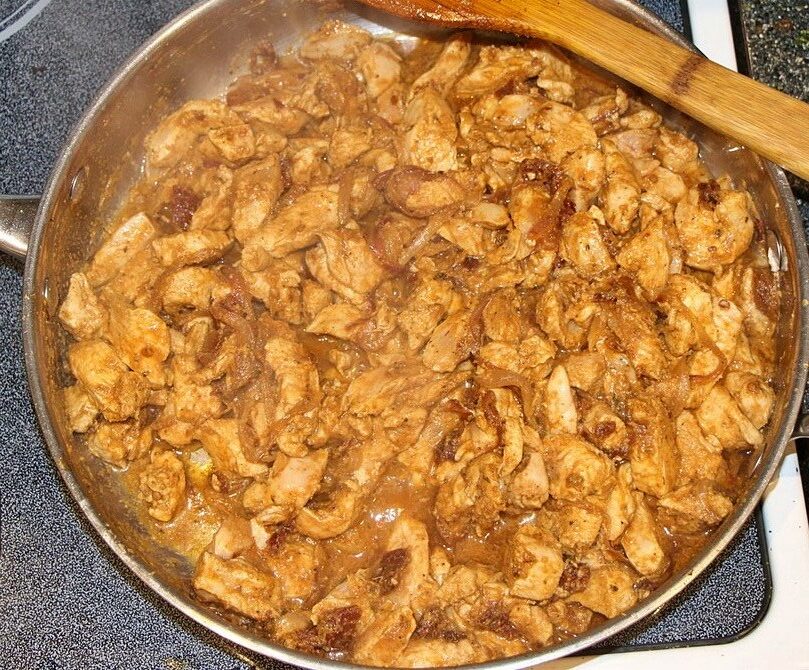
[139, 449, 186, 522]
[86, 212, 156, 286]
[194, 552, 278, 620]
[58, 273, 108, 340]
[505, 526, 564, 601]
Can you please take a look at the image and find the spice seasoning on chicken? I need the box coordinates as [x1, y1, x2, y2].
[57, 19, 779, 666]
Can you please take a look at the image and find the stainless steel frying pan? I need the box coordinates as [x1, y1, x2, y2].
[1, 0, 808, 667]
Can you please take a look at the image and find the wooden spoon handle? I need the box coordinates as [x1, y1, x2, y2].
[390, 0, 809, 181]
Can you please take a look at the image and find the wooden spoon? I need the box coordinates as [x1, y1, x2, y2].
[359, 0, 809, 181]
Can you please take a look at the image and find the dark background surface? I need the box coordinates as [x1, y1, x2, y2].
[0, 1, 805, 668]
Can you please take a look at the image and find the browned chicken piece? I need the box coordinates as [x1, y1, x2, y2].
[529, 101, 598, 164]
[507, 451, 550, 509]
[627, 398, 679, 498]
[606, 301, 668, 380]
[68, 340, 150, 422]
[423, 309, 478, 373]
[157, 266, 229, 315]
[658, 481, 733, 529]
[434, 453, 504, 542]
[207, 122, 255, 162]
[402, 89, 459, 172]
[410, 33, 472, 100]
[398, 639, 482, 668]
[675, 180, 755, 271]
[603, 463, 637, 541]
[306, 303, 368, 340]
[655, 127, 700, 176]
[582, 402, 627, 458]
[508, 602, 554, 645]
[299, 20, 372, 61]
[542, 434, 616, 501]
[342, 363, 450, 417]
[537, 501, 602, 553]
[616, 216, 670, 299]
[358, 42, 402, 99]
[621, 493, 668, 576]
[87, 422, 152, 467]
[486, 389, 527, 476]
[63, 384, 99, 433]
[354, 606, 417, 666]
[242, 259, 304, 324]
[212, 517, 253, 559]
[695, 384, 763, 450]
[568, 565, 638, 618]
[545, 364, 577, 434]
[152, 229, 231, 267]
[383, 516, 435, 612]
[58, 273, 108, 340]
[196, 418, 268, 479]
[106, 304, 171, 388]
[146, 100, 242, 168]
[478, 334, 556, 383]
[562, 146, 606, 211]
[675, 411, 726, 485]
[504, 525, 565, 601]
[139, 448, 186, 522]
[600, 139, 640, 233]
[560, 207, 615, 278]
[270, 535, 323, 602]
[398, 277, 461, 350]
[305, 229, 385, 306]
[723, 371, 775, 429]
[85, 212, 156, 286]
[642, 165, 687, 205]
[194, 551, 279, 620]
[231, 155, 284, 242]
[242, 186, 340, 270]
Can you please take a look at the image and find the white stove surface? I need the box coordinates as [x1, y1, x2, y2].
[546, 4, 809, 667]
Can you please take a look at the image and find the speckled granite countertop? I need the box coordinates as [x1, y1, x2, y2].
[0, 1, 803, 668]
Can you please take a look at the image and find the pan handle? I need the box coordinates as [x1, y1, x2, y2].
[0, 195, 39, 260]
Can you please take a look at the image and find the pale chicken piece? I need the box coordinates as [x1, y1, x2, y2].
[675, 411, 725, 485]
[508, 602, 554, 645]
[299, 20, 372, 61]
[600, 139, 640, 233]
[402, 89, 459, 172]
[158, 266, 229, 315]
[242, 186, 340, 269]
[58, 272, 108, 340]
[606, 302, 667, 380]
[627, 398, 679, 497]
[86, 212, 156, 286]
[545, 365, 577, 434]
[655, 127, 700, 175]
[234, 96, 310, 136]
[434, 453, 504, 542]
[604, 463, 636, 541]
[507, 451, 550, 509]
[468, 202, 511, 229]
[207, 122, 255, 162]
[301, 279, 333, 322]
[562, 146, 606, 211]
[305, 229, 385, 306]
[139, 449, 186, 522]
[560, 207, 615, 278]
[306, 303, 368, 340]
[482, 288, 521, 343]
[107, 304, 170, 388]
[329, 126, 374, 170]
[290, 139, 330, 186]
[342, 364, 450, 416]
[543, 434, 616, 501]
[723, 371, 774, 429]
[384, 516, 434, 611]
[268, 450, 329, 509]
[409, 33, 471, 100]
[196, 418, 268, 478]
[381, 167, 468, 219]
[271, 535, 323, 602]
[296, 486, 359, 540]
[438, 216, 488, 257]
[212, 517, 253, 559]
[87, 422, 152, 467]
[538, 501, 602, 552]
[63, 384, 99, 433]
[231, 155, 284, 243]
[358, 41, 402, 98]
[568, 565, 638, 618]
[621, 493, 668, 576]
[479, 93, 542, 129]
[561, 352, 605, 392]
[477, 335, 556, 383]
[528, 100, 598, 163]
[242, 260, 304, 324]
[68, 340, 149, 422]
[398, 277, 459, 349]
[152, 229, 230, 267]
[658, 481, 734, 528]
[423, 310, 477, 372]
[487, 389, 526, 476]
[146, 99, 242, 168]
[194, 552, 278, 620]
[675, 182, 755, 271]
[104, 246, 162, 308]
[695, 384, 763, 450]
[354, 607, 417, 666]
[609, 127, 658, 159]
[582, 402, 627, 459]
[616, 216, 670, 299]
[455, 43, 571, 97]
[505, 525, 565, 601]
[186, 166, 233, 231]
